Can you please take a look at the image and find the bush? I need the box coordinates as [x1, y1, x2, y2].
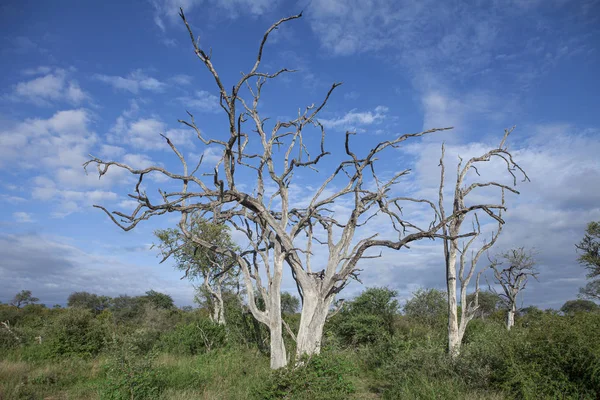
[328, 287, 400, 346]
[34, 308, 108, 359]
[253, 352, 357, 400]
[460, 312, 600, 399]
[100, 342, 163, 400]
[160, 318, 226, 355]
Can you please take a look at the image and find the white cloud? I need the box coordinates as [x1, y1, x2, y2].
[108, 105, 194, 151]
[0, 194, 27, 203]
[169, 74, 193, 85]
[177, 90, 220, 113]
[94, 69, 166, 94]
[151, 0, 276, 32]
[13, 212, 34, 223]
[201, 147, 223, 167]
[5, 68, 89, 106]
[306, 0, 592, 95]
[320, 105, 388, 130]
[0, 109, 96, 169]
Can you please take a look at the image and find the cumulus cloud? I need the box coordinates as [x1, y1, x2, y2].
[177, 90, 220, 113]
[169, 74, 193, 85]
[109, 115, 194, 151]
[320, 106, 388, 131]
[94, 69, 166, 94]
[4, 68, 89, 106]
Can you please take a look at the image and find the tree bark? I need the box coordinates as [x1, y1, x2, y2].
[295, 289, 333, 359]
[269, 289, 287, 369]
[447, 245, 461, 357]
[507, 302, 516, 330]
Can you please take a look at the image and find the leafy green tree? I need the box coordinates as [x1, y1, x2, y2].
[576, 221, 600, 302]
[403, 288, 446, 326]
[155, 217, 239, 324]
[333, 287, 400, 345]
[576, 221, 600, 277]
[281, 292, 300, 315]
[111, 295, 145, 322]
[561, 299, 599, 314]
[579, 280, 600, 301]
[67, 291, 112, 314]
[465, 291, 501, 319]
[143, 290, 174, 310]
[10, 290, 39, 308]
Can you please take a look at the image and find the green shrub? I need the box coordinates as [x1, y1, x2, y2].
[253, 352, 357, 399]
[28, 308, 109, 359]
[460, 312, 600, 399]
[160, 318, 226, 355]
[100, 342, 163, 400]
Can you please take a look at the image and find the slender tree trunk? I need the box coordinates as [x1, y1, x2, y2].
[507, 302, 516, 330]
[268, 281, 287, 369]
[447, 243, 461, 357]
[295, 288, 333, 360]
[213, 296, 225, 325]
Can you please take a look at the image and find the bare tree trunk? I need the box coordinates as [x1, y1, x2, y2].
[269, 283, 287, 369]
[447, 246, 461, 357]
[295, 288, 333, 359]
[507, 302, 516, 330]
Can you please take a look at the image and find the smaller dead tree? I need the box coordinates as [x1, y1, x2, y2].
[488, 247, 538, 330]
[438, 128, 529, 356]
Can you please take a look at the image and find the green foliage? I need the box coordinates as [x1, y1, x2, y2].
[579, 279, 600, 301]
[329, 287, 399, 346]
[466, 290, 502, 318]
[281, 292, 300, 315]
[110, 294, 144, 322]
[160, 318, 226, 355]
[10, 290, 39, 308]
[36, 308, 108, 359]
[403, 287, 447, 326]
[143, 290, 175, 310]
[100, 342, 163, 400]
[577, 220, 600, 278]
[561, 299, 599, 314]
[460, 312, 600, 399]
[254, 352, 357, 399]
[68, 291, 112, 314]
[154, 217, 239, 282]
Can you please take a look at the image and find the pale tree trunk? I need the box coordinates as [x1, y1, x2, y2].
[446, 228, 462, 357]
[204, 278, 226, 325]
[507, 302, 516, 330]
[447, 250, 461, 357]
[268, 280, 287, 369]
[212, 294, 225, 325]
[295, 287, 334, 359]
[237, 254, 287, 369]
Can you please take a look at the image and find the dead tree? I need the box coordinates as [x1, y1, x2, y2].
[438, 130, 529, 356]
[84, 9, 514, 368]
[488, 248, 538, 330]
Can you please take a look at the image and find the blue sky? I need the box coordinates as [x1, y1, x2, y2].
[1, 0, 599, 308]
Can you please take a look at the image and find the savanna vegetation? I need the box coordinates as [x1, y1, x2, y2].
[1, 284, 599, 399]
[2, 5, 598, 399]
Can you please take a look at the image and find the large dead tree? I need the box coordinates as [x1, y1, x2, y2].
[488, 247, 538, 330]
[84, 9, 515, 368]
[438, 130, 529, 356]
